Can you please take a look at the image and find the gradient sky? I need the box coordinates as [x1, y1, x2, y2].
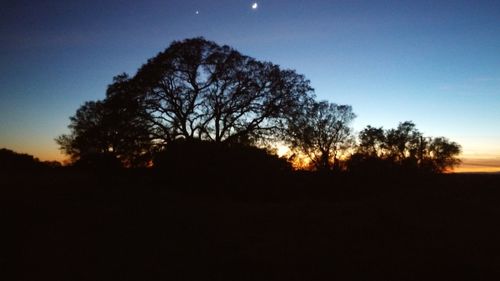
[1, 0, 499, 171]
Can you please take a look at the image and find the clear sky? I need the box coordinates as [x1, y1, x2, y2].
[1, 0, 499, 171]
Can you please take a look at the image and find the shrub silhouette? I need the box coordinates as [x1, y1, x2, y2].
[0, 148, 44, 171]
[153, 139, 291, 179]
[346, 153, 396, 175]
[349, 122, 461, 173]
[72, 152, 123, 170]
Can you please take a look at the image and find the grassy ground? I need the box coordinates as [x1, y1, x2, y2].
[4, 169, 500, 280]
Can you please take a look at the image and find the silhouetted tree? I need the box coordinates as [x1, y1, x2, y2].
[101, 74, 154, 166]
[57, 38, 314, 166]
[418, 137, 462, 173]
[56, 75, 153, 167]
[0, 148, 43, 171]
[134, 37, 313, 145]
[284, 100, 356, 171]
[349, 121, 461, 173]
[384, 121, 423, 166]
[56, 100, 108, 161]
[357, 126, 386, 157]
[347, 126, 391, 174]
[57, 37, 461, 174]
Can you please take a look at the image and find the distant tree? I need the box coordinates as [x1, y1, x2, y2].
[56, 100, 108, 162]
[0, 148, 44, 171]
[357, 126, 386, 157]
[418, 137, 462, 173]
[347, 126, 389, 174]
[284, 100, 356, 171]
[384, 121, 423, 164]
[134, 37, 313, 145]
[349, 121, 461, 173]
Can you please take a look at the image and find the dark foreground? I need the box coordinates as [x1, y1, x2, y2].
[4, 169, 500, 280]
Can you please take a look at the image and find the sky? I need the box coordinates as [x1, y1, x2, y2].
[1, 0, 499, 171]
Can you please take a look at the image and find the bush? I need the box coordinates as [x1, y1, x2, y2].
[0, 148, 44, 171]
[73, 152, 123, 171]
[153, 139, 291, 179]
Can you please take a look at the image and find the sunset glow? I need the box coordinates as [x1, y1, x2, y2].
[454, 158, 500, 173]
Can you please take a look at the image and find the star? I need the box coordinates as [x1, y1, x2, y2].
[195, 10, 200, 15]
[252, 2, 258, 10]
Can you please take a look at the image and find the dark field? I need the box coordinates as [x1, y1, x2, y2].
[4, 169, 500, 280]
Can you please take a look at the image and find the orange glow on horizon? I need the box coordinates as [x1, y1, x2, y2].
[454, 158, 500, 173]
[1, 146, 68, 164]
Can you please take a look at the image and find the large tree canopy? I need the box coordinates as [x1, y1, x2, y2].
[134, 37, 313, 144]
[56, 37, 461, 173]
[57, 38, 314, 166]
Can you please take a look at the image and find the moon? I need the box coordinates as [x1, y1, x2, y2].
[252, 2, 258, 10]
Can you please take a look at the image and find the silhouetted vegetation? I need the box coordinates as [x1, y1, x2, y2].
[56, 37, 461, 174]
[348, 121, 461, 174]
[154, 139, 291, 175]
[283, 100, 356, 171]
[55, 74, 153, 167]
[57, 37, 313, 168]
[72, 152, 123, 170]
[0, 148, 60, 172]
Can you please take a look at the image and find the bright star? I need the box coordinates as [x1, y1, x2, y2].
[252, 2, 258, 10]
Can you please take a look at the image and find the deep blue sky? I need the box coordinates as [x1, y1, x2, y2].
[1, 0, 499, 170]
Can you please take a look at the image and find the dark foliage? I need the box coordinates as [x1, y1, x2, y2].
[57, 38, 313, 167]
[135, 37, 313, 144]
[283, 100, 356, 171]
[154, 139, 291, 180]
[0, 148, 60, 172]
[72, 152, 123, 171]
[55, 38, 462, 174]
[348, 121, 462, 173]
[0, 148, 41, 170]
[346, 153, 398, 175]
[56, 74, 153, 167]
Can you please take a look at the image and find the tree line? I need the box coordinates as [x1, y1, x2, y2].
[56, 38, 461, 173]
[0, 148, 61, 171]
